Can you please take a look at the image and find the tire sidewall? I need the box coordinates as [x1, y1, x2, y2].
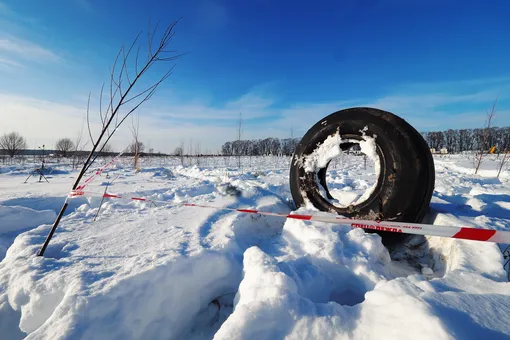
[290, 107, 435, 245]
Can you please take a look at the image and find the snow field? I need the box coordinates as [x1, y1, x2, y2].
[0, 154, 509, 339]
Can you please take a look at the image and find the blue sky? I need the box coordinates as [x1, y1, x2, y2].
[1, 0, 509, 153]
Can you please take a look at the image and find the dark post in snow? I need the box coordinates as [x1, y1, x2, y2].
[38, 19, 183, 256]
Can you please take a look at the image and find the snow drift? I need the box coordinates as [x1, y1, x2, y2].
[0, 155, 509, 339]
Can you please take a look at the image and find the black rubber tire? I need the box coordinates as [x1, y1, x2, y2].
[289, 107, 435, 247]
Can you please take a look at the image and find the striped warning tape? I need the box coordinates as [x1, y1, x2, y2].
[69, 190, 510, 244]
[74, 148, 127, 191]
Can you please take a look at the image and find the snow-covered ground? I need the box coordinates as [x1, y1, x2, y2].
[0, 154, 509, 339]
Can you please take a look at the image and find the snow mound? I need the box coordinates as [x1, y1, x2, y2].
[0, 155, 509, 339]
[0, 206, 56, 234]
[216, 234, 510, 339]
[215, 246, 452, 340]
[46, 251, 240, 340]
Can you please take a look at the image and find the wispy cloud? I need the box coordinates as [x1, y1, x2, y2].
[226, 92, 274, 110]
[0, 2, 45, 29]
[1, 76, 509, 153]
[0, 35, 60, 62]
[145, 79, 507, 135]
[125, 79, 510, 146]
[360, 89, 502, 114]
[0, 93, 92, 148]
[398, 76, 510, 93]
[147, 90, 276, 121]
[0, 56, 23, 69]
[0, 93, 252, 153]
[267, 80, 510, 137]
[402, 108, 510, 131]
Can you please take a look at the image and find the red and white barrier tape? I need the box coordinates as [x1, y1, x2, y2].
[69, 190, 510, 244]
[74, 149, 126, 191]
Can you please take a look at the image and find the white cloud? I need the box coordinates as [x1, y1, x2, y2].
[361, 90, 501, 113]
[0, 93, 93, 148]
[270, 85, 509, 136]
[0, 93, 245, 153]
[404, 112, 487, 130]
[1, 78, 509, 154]
[226, 92, 274, 110]
[0, 35, 60, 62]
[0, 1, 46, 29]
[276, 100, 360, 129]
[0, 56, 22, 69]
[148, 90, 275, 120]
[133, 120, 239, 154]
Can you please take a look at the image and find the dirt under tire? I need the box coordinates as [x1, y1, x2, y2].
[289, 107, 435, 247]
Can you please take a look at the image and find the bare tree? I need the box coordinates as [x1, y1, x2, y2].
[174, 147, 183, 155]
[497, 151, 509, 178]
[0, 132, 26, 158]
[174, 145, 184, 166]
[222, 141, 232, 156]
[180, 138, 185, 166]
[71, 116, 89, 170]
[79, 19, 181, 173]
[55, 138, 75, 157]
[129, 140, 144, 152]
[188, 138, 193, 156]
[129, 140, 145, 154]
[444, 129, 458, 153]
[130, 113, 144, 169]
[195, 140, 201, 166]
[475, 98, 497, 174]
[38, 19, 182, 256]
[236, 112, 243, 168]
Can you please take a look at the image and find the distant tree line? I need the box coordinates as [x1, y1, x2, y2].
[221, 138, 300, 156]
[219, 126, 510, 156]
[4, 126, 509, 160]
[421, 127, 510, 153]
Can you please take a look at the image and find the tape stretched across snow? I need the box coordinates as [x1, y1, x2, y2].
[74, 148, 126, 192]
[68, 190, 510, 243]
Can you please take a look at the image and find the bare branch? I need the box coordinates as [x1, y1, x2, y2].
[117, 45, 125, 95]
[148, 18, 152, 60]
[86, 92, 94, 145]
[40, 19, 182, 255]
[122, 67, 174, 106]
[109, 48, 123, 119]
[135, 45, 141, 76]
[152, 21, 161, 49]
[475, 96, 498, 174]
[99, 83, 105, 127]
[497, 152, 509, 178]
[120, 31, 142, 86]
[103, 83, 121, 131]
[129, 112, 143, 169]
[79, 19, 182, 176]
